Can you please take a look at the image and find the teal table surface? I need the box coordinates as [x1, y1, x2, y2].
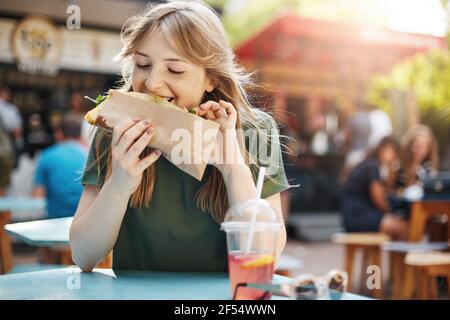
[0, 197, 45, 212]
[5, 217, 72, 246]
[0, 267, 372, 300]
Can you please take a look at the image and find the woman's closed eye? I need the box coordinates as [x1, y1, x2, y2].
[136, 63, 151, 70]
[168, 68, 185, 75]
[136, 64, 184, 75]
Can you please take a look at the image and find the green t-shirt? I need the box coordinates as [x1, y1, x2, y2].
[81, 109, 292, 272]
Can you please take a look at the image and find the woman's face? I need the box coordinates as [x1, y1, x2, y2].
[131, 31, 215, 109]
[379, 145, 398, 165]
[411, 133, 431, 163]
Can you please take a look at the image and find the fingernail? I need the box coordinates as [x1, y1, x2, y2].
[146, 128, 153, 135]
[144, 119, 151, 125]
[132, 117, 140, 122]
[155, 149, 161, 156]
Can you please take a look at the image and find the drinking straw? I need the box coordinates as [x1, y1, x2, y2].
[244, 167, 266, 253]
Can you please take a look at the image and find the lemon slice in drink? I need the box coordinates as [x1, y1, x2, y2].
[241, 255, 274, 269]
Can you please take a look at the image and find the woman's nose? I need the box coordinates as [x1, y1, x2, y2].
[145, 70, 165, 92]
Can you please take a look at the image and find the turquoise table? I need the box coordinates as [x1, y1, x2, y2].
[0, 267, 371, 300]
[5, 217, 72, 247]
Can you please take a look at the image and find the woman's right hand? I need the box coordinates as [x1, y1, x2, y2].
[109, 118, 161, 197]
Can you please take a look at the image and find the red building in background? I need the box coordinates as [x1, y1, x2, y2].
[235, 14, 446, 143]
[235, 14, 447, 221]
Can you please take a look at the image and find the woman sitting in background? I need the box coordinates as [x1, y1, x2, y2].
[342, 136, 409, 240]
[396, 125, 439, 190]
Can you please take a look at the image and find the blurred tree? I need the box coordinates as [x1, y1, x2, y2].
[440, 0, 450, 48]
[368, 49, 450, 164]
[368, 49, 450, 117]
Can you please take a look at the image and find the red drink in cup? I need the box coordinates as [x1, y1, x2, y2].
[228, 252, 275, 300]
[221, 198, 281, 300]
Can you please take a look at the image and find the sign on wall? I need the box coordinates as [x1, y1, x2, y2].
[0, 16, 121, 75]
[10, 15, 61, 75]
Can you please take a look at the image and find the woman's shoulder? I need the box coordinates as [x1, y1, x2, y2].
[241, 107, 279, 131]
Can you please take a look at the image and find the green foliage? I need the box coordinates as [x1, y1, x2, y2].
[220, 0, 298, 46]
[368, 49, 450, 162]
[368, 49, 450, 122]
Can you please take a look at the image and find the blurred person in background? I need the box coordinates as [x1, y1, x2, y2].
[24, 112, 54, 158]
[342, 136, 409, 240]
[0, 117, 14, 196]
[396, 125, 439, 189]
[32, 113, 87, 218]
[340, 101, 372, 183]
[387, 125, 440, 223]
[367, 103, 393, 150]
[0, 85, 23, 168]
[68, 91, 93, 148]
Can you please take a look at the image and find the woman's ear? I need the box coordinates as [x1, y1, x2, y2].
[205, 77, 217, 93]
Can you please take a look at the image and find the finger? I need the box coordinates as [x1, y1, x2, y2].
[214, 107, 228, 119]
[210, 102, 221, 111]
[125, 127, 155, 162]
[199, 100, 214, 111]
[219, 100, 237, 115]
[116, 119, 152, 156]
[199, 101, 221, 120]
[134, 149, 162, 173]
[112, 118, 140, 146]
[206, 110, 216, 120]
[197, 108, 208, 116]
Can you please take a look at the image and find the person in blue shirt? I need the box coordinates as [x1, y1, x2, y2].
[33, 113, 87, 218]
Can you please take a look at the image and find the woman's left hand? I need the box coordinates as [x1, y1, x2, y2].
[196, 100, 242, 169]
[197, 100, 237, 132]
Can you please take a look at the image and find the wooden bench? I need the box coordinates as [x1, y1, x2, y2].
[405, 251, 450, 299]
[382, 241, 448, 299]
[332, 232, 390, 299]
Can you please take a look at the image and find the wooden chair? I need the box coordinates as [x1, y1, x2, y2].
[332, 232, 390, 299]
[382, 241, 448, 299]
[0, 212, 12, 274]
[385, 212, 449, 299]
[405, 251, 450, 299]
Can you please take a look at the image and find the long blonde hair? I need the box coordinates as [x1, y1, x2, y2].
[400, 124, 439, 186]
[91, 1, 283, 223]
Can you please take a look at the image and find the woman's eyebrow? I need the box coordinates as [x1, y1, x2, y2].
[135, 51, 148, 57]
[164, 58, 188, 63]
[135, 52, 188, 64]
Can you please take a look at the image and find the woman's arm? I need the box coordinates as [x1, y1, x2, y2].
[199, 100, 287, 263]
[69, 182, 130, 272]
[70, 118, 161, 272]
[217, 139, 287, 264]
[369, 181, 390, 213]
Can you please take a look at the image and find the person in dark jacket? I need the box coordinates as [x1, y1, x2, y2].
[342, 136, 409, 240]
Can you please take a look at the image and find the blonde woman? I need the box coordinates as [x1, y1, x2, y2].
[70, 1, 292, 272]
[397, 125, 439, 189]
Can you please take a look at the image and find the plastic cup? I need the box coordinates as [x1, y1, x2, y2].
[221, 199, 281, 300]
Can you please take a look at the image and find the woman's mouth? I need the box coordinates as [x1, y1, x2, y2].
[161, 96, 175, 103]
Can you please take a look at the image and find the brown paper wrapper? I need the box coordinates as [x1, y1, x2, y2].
[90, 90, 220, 180]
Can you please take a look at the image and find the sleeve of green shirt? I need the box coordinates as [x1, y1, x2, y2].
[80, 128, 109, 187]
[243, 109, 293, 199]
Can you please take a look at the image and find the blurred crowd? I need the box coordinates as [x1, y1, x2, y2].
[0, 85, 88, 219]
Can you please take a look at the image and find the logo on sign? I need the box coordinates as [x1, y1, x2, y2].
[10, 15, 61, 75]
